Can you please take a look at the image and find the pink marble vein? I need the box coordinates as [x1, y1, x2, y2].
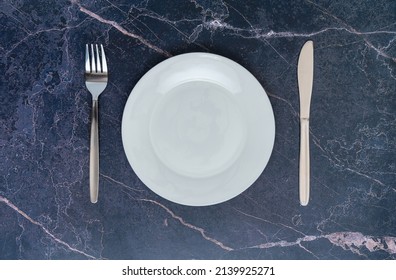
[0, 195, 97, 259]
[140, 198, 234, 251]
[73, 1, 171, 57]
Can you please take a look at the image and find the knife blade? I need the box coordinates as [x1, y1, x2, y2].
[297, 40, 314, 206]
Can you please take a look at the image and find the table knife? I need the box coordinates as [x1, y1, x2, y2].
[297, 40, 314, 206]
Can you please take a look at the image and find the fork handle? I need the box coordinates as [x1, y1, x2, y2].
[299, 117, 310, 206]
[90, 99, 99, 203]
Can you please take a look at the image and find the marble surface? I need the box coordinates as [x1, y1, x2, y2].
[1, 0, 395, 260]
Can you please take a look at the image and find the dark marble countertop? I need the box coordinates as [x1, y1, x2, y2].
[1, 0, 395, 260]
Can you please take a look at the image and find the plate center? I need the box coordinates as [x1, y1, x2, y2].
[150, 80, 246, 178]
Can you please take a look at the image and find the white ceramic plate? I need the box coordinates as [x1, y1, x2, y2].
[122, 53, 275, 206]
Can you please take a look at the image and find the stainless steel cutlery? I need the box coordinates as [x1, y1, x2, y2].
[85, 44, 108, 203]
[297, 40, 314, 206]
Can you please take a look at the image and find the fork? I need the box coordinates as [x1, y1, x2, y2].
[85, 44, 108, 203]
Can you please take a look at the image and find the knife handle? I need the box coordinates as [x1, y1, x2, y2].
[299, 117, 310, 206]
[90, 99, 99, 203]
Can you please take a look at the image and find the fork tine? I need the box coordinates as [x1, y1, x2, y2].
[85, 44, 90, 73]
[95, 44, 101, 72]
[90, 44, 96, 73]
[100, 44, 108, 74]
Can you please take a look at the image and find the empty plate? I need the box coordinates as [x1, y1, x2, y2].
[122, 52, 275, 206]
